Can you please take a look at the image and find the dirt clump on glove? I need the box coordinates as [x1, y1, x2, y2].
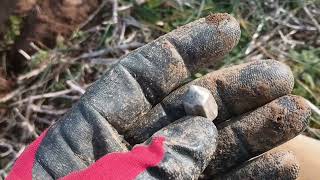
[215, 151, 300, 180]
[205, 13, 231, 25]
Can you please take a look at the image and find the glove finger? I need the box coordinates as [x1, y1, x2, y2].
[32, 105, 129, 179]
[203, 95, 311, 177]
[126, 60, 294, 143]
[136, 116, 218, 180]
[214, 151, 300, 180]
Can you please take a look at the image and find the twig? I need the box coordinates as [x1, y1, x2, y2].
[118, 23, 126, 45]
[307, 127, 320, 139]
[10, 89, 74, 106]
[196, 0, 205, 19]
[79, 0, 108, 29]
[278, 30, 305, 47]
[306, 100, 320, 117]
[0, 87, 25, 103]
[245, 24, 281, 56]
[18, 49, 31, 60]
[296, 79, 320, 103]
[123, 31, 137, 44]
[86, 58, 119, 65]
[135, 0, 148, 5]
[13, 108, 29, 122]
[66, 80, 86, 94]
[30, 42, 45, 52]
[25, 98, 33, 121]
[257, 45, 276, 60]
[118, 4, 133, 12]
[17, 64, 48, 82]
[13, 108, 38, 138]
[245, 22, 264, 55]
[303, 5, 320, 33]
[77, 42, 143, 59]
[112, 0, 118, 24]
[269, 17, 317, 31]
[30, 104, 68, 115]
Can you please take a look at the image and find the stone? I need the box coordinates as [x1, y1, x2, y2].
[183, 85, 218, 120]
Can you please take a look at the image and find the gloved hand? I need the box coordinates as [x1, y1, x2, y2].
[7, 13, 311, 180]
[9, 115, 218, 180]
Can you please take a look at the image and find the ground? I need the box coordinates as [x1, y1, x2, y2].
[0, 0, 319, 177]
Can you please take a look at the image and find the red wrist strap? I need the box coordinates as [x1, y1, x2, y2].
[7, 130, 48, 180]
[61, 137, 165, 180]
[7, 130, 165, 180]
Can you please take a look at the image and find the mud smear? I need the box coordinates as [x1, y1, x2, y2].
[204, 95, 311, 177]
[205, 13, 231, 25]
[165, 13, 241, 72]
[215, 151, 300, 180]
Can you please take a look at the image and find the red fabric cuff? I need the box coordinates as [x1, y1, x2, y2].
[61, 137, 165, 180]
[7, 130, 48, 180]
[7, 133, 165, 180]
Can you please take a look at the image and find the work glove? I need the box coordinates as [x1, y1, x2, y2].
[7, 13, 311, 180]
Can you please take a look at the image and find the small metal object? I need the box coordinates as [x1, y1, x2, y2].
[183, 85, 218, 120]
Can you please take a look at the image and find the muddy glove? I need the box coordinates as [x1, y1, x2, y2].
[151, 60, 311, 180]
[8, 13, 311, 180]
[8, 115, 218, 180]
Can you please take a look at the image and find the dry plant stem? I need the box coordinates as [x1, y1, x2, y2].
[17, 64, 48, 82]
[0, 87, 21, 103]
[79, 0, 109, 29]
[306, 100, 320, 117]
[111, 0, 118, 24]
[66, 80, 86, 95]
[303, 6, 320, 33]
[10, 89, 73, 106]
[13, 108, 38, 138]
[30, 104, 68, 115]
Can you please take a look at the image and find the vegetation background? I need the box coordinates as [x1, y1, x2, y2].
[0, 0, 319, 178]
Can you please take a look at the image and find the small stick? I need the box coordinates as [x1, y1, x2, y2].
[303, 6, 320, 33]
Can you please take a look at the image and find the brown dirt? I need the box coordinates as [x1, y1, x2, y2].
[205, 13, 241, 60]
[0, 0, 42, 36]
[203, 95, 311, 177]
[9, 0, 101, 72]
[0, 0, 36, 95]
[205, 13, 231, 25]
[215, 150, 300, 180]
[15, 0, 38, 15]
[0, 68, 13, 98]
[0, 0, 18, 35]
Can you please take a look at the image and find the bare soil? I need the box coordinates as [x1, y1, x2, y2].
[9, 0, 100, 72]
[0, 0, 18, 36]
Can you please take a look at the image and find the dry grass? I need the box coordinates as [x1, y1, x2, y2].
[0, 0, 319, 177]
